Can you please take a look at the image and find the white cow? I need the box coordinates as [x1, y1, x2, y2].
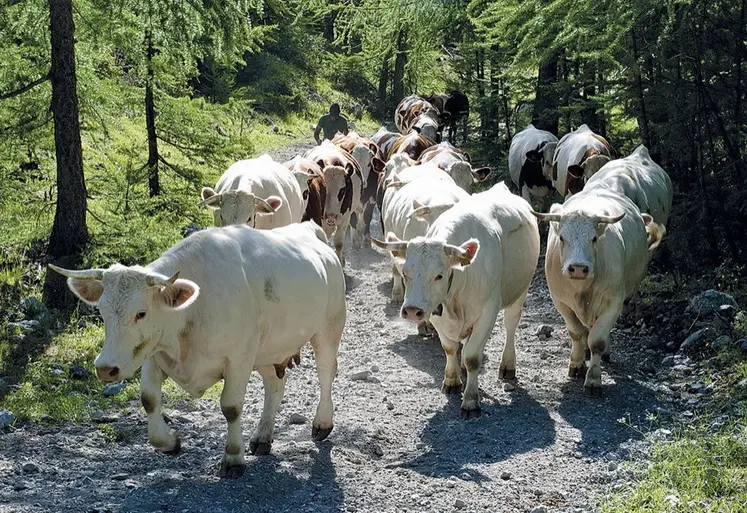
[419, 142, 491, 193]
[508, 124, 558, 208]
[585, 145, 673, 226]
[201, 154, 308, 229]
[374, 183, 540, 416]
[49, 221, 346, 479]
[552, 124, 613, 198]
[533, 189, 665, 395]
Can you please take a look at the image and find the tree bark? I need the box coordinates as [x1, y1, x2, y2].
[378, 53, 390, 113]
[631, 30, 651, 148]
[393, 29, 407, 105]
[44, 0, 89, 309]
[145, 28, 160, 197]
[533, 50, 560, 135]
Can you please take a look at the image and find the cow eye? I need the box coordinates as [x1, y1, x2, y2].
[135, 311, 146, 321]
[303, 190, 309, 200]
[435, 274, 443, 281]
[559, 236, 565, 244]
[592, 236, 598, 243]
[338, 187, 345, 201]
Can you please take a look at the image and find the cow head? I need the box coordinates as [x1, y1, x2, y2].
[526, 140, 557, 180]
[580, 149, 611, 176]
[565, 165, 586, 197]
[407, 199, 457, 227]
[320, 164, 353, 230]
[533, 206, 625, 280]
[349, 144, 375, 183]
[372, 233, 480, 322]
[49, 264, 199, 381]
[200, 187, 282, 227]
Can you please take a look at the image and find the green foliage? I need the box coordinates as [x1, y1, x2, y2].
[603, 424, 747, 513]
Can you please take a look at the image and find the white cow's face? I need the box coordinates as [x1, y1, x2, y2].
[374, 234, 479, 322]
[544, 206, 625, 280]
[200, 188, 282, 227]
[541, 142, 557, 179]
[51, 264, 199, 381]
[350, 145, 374, 182]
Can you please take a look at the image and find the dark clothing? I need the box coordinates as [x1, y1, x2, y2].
[317, 114, 348, 141]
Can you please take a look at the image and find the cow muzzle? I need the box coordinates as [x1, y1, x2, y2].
[401, 305, 425, 322]
[96, 365, 121, 382]
[564, 263, 591, 280]
[324, 213, 338, 226]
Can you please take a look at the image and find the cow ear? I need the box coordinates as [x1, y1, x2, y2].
[254, 195, 283, 214]
[67, 278, 104, 306]
[372, 157, 385, 174]
[445, 239, 480, 267]
[200, 187, 222, 209]
[471, 167, 491, 182]
[525, 150, 541, 162]
[157, 279, 200, 310]
[641, 213, 654, 225]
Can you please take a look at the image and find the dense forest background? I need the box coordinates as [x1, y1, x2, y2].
[1, 0, 746, 302]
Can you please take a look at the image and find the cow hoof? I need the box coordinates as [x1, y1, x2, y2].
[249, 440, 272, 455]
[218, 460, 246, 479]
[499, 367, 516, 380]
[159, 437, 182, 456]
[602, 353, 612, 364]
[312, 425, 333, 442]
[441, 383, 462, 395]
[568, 364, 587, 379]
[583, 384, 602, 397]
[459, 407, 481, 420]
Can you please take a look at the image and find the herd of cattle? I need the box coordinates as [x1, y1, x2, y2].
[48, 95, 673, 478]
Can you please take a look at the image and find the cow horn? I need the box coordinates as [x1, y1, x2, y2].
[594, 213, 625, 224]
[198, 193, 222, 208]
[531, 211, 562, 223]
[48, 265, 104, 280]
[146, 271, 180, 287]
[371, 237, 408, 254]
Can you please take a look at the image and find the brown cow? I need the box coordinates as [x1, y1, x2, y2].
[387, 131, 437, 161]
[284, 156, 326, 227]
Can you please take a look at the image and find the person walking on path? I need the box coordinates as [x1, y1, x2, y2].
[314, 103, 349, 145]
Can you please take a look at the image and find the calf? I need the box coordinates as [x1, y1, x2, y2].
[552, 125, 613, 198]
[508, 124, 558, 210]
[533, 189, 665, 395]
[374, 183, 540, 417]
[585, 145, 673, 226]
[201, 154, 308, 229]
[50, 221, 345, 478]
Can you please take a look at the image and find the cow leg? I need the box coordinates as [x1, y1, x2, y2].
[499, 290, 528, 380]
[439, 332, 462, 395]
[246, 365, 284, 461]
[310, 323, 342, 442]
[556, 302, 589, 378]
[363, 201, 375, 247]
[585, 302, 623, 396]
[391, 263, 404, 302]
[219, 370, 251, 479]
[140, 358, 180, 454]
[332, 218, 347, 266]
[460, 299, 502, 418]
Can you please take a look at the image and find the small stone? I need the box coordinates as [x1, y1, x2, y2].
[102, 383, 126, 397]
[416, 442, 425, 450]
[454, 499, 467, 509]
[91, 410, 105, 420]
[500, 470, 512, 480]
[503, 382, 515, 392]
[529, 507, 548, 513]
[738, 339, 747, 352]
[687, 290, 737, 317]
[607, 461, 618, 472]
[22, 462, 40, 473]
[0, 410, 15, 428]
[711, 335, 732, 350]
[371, 443, 384, 456]
[40, 414, 53, 422]
[349, 370, 372, 381]
[51, 368, 65, 376]
[78, 319, 87, 329]
[536, 325, 553, 337]
[371, 365, 379, 373]
[13, 481, 30, 491]
[664, 494, 680, 506]
[539, 351, 549, 360]
[680, 328, 709, 352]
[69, 365, 90, 380]
[718, 304, 737, 319]
[386, 401, 394, 411]
[460, 472, 471, 481]
[111, 473, 128, 481]
[289, 413, 308, 425]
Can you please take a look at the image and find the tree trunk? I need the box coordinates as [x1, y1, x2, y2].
[378, 53, 390, 114]
[44, 0, 89, 309]
[533, 50, 560, 135]
[631, 30, 652, 148]
[145, 28, 160, 197]
[393, 29, 407, 105]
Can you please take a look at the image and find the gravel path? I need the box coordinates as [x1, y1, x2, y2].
[0, 144, 667, 513]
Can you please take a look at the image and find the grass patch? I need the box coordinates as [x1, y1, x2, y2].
[602, 423, 747, 513]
